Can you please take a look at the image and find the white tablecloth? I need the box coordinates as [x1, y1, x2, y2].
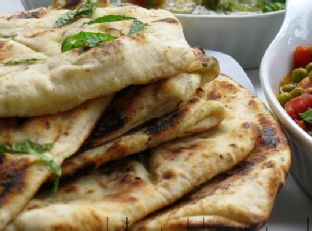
[1, 2, 312, 230]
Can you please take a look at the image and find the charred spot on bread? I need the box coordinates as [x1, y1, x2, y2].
[152, 18, 179, 24]
[8, 9, 47, 20]
[0, 157, 31, 206]
[262, 127, 279, 149]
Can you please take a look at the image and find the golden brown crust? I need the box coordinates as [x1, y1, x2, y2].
[131, 75, 291, 231]
[88, 73, 203, 147]
[7, 75, 263, 231]
[0, 97, 111, 230]
[0, 6, 217, 118]
[61, 96, 225, 177]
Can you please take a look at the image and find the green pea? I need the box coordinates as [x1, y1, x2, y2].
[306, 62, 312, 73]
[309, 70, 312, 81]
[291, 68, 308, 83]
[278, 92, 291, 105]
[282, 83, 296, 92]
[290, 87, 305, 98]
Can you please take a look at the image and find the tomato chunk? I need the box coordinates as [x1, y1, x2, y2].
[295, 119, 308, 130]
[284, 94, 312, 120]
[298, 77, 312, 89]
[294, 45, 312, 68]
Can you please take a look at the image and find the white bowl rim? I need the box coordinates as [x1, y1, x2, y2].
[260, 0, 312, 146]
[176, 9, 285, 18]
[20, 0, 285, 18]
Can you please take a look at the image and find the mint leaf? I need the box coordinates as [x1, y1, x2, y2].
[0, 140, 52, 154]
[300, 109, 312, 124]
[55, 0, 98, 28]
[128, 19, 147, 35]
[61, 31, 116, 52]
[31, 152, 61, 193]
[0, 140, 60, 192]
[86, 15, 147, 36]
[87, 15, 135, 25]
[4, 58, 41, 65]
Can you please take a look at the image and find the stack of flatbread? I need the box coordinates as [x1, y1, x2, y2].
[0, 1, 291, 231]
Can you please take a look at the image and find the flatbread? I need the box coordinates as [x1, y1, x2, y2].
[90, 72, 203, 146]
[6, 75, 260, 231]
[62, 94, 225, 177]
[0, 6, 218, 117]
[0, 96, 111, 230]
[132, 76, 291, 231]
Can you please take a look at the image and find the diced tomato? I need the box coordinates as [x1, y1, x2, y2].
[295, 120, 308, 130]
[298, 77, 312, 89]
[294, 45, 312, 68]
[284, 94, 312, 120]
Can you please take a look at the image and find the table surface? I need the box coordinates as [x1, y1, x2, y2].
[1, 2, 312, 231]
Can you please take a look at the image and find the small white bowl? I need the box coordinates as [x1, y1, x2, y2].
[21, 0, 53, 10]
[260, 0, 312, 197]
[177, 10, 285, 69]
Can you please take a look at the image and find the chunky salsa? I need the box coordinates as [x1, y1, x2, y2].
[278, 44, 312, 135]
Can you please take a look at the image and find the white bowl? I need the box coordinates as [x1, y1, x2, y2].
[21, 0, 53, 10]
[260, 0, 312, 197]
[177, 10, 285, 69]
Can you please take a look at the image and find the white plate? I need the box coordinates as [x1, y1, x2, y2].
[208, 50, 255, 94]
[1, 2, 312, 231]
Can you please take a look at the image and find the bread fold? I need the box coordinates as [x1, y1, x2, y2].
[0, 6, 218, 117]
[0, 97, 112, 230]
[132, 76, 291, 231]
[6, 76, 261, 231]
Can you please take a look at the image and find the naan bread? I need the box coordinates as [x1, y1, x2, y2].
[0, 97, 111, 230]
[62, 95, 225, 177]
[90, 72, 203, 146]
[132, 76, 291, 231]
[0, 6, 218, 117]
[6, 76, 260, 231]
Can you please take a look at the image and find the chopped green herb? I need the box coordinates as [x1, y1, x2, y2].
[86, 15, 147, 35]
[87, 15, 135, 25]
[259, 0, 285, 12]
[0, 140, 61, 192]
[128, 19, 148, 35]
[203, 0, 285, 13]
[258, 0, 266, 9]
[55, 0, 98, 28]
[262, 2, 285, 12]
[31, 152, 61, 193]
[0, 140, 52, 154]
[61, 31, 116, 52]
[300, 109, 312, 124]
[0, 34, 17, 39]
[4, 58, 41, 66]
